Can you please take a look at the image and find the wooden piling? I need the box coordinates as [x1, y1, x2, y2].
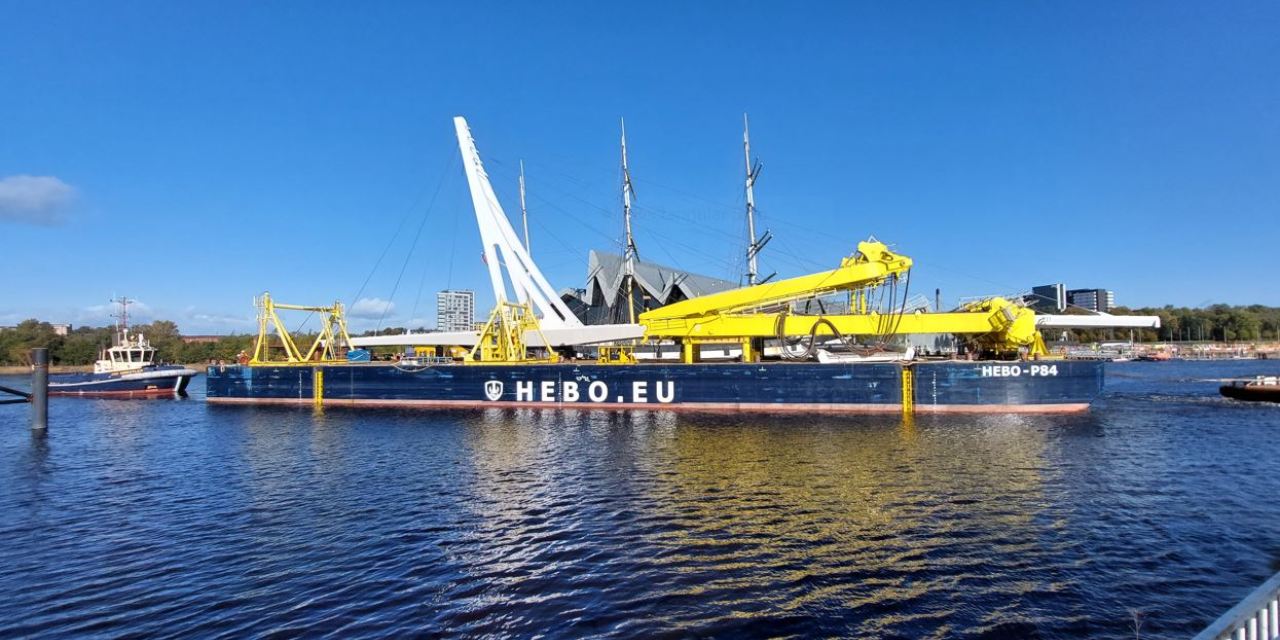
[31, 348, 48, 429]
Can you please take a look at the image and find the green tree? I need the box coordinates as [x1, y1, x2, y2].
[134, 320, 183, 362]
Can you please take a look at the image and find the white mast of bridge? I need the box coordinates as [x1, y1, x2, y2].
[347, 118, 645, 350]
[453, 116, 579, 327]
[620, 118, 639, 324]
[518, 160, 531, 255]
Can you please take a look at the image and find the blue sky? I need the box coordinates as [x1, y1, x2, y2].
[1, 2, 1277, 333]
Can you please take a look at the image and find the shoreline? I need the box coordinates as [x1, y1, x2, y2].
[0, 364, 207, 375]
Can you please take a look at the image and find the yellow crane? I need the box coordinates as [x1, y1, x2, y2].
[638, 239, 1046, 363]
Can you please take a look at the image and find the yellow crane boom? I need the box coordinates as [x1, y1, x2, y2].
[638, 240, 1046, 361]
[641, 239, 912, 322]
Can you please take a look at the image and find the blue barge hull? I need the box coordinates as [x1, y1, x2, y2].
[205, 360, 1102, 413]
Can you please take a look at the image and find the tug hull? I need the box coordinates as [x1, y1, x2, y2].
[50, 366, 198, 397]
[205, 360, 1101, 413]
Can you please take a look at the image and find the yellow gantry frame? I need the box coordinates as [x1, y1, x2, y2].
[250, 292, 354, 365]
[638, 239, 1047, 358]
[468, 300, 559, 365]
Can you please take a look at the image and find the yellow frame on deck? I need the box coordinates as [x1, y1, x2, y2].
[250, 292, 354, 365]
[467, 301, 559, 365]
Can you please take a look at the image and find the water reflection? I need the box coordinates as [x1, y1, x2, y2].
[446, 408, 1064, 635]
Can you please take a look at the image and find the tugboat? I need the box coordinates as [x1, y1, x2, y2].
[1220, 376, 1280, 404]
[49, 298, 199, 397]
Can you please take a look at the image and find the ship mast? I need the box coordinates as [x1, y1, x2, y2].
[620, 118, 638, 324]
[111, 295, 133, 346]
[518, 160, 531, 254]
[743, 113, 771, 286]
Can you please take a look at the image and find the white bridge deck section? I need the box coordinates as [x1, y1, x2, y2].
[1036, 314, 1161, 329]
[350, 314, 1158, 349]
[349, 324, 645, 349]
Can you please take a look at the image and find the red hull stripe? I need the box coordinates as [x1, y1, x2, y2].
[206, 397, 1089, 414]
[49, 388, 178, 398]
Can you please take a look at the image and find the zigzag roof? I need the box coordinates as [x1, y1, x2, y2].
[582, 250, 739, 308]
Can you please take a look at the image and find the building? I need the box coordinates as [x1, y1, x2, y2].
[1066, 288, 1115, 313]
[1026, 284, 1066, 313]
[51, 323, 72, 336]
[559, 250, 739, 325]
[437, 289, 476, 332]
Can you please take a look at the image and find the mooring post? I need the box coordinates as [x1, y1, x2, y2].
[31, 348, 48, 430]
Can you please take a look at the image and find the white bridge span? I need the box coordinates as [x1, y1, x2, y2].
[351, 116, 643, 349]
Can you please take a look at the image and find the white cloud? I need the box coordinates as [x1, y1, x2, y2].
[348, 297, 395, 319]
[80, 300, 154, 323]
[402, 317, 433, 329]
[188, 311, 254, 328]
[0, 175, 76, 225]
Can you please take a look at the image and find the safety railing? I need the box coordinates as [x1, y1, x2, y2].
[1195, 572, 1280, 640]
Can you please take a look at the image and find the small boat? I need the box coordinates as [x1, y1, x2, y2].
[1219, 376, 1280, 404]
[50, 299, 198, 398]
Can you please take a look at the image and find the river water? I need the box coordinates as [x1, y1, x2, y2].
[1, 360, 1278, 638]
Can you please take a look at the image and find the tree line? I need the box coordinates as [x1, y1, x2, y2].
[0, 319, 416, 366]
[1062, 304, 1280, 343]
[0, 320, 254, 366]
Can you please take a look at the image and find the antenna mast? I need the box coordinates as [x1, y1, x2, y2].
[743, 113, 771, 286]
[518, 160, 531, 254]
[111, 296, 133, 345]
[621, 118, 638, 324]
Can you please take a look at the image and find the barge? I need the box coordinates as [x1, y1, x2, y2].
[206, 359, 1101, 413]
[204, 116, 1154, 414]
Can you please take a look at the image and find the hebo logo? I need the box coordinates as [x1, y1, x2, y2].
[979, 364, 1058, 377]
[483, 380, 676, 403]
[484, 380, 503, 401]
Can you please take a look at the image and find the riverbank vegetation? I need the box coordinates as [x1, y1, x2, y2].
[1066, 305, 1280, 343]
[0, 320, 253, 366]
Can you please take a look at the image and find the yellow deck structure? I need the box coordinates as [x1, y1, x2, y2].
[250, 292, 354, 365]
[639, 240, 1046, 363]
